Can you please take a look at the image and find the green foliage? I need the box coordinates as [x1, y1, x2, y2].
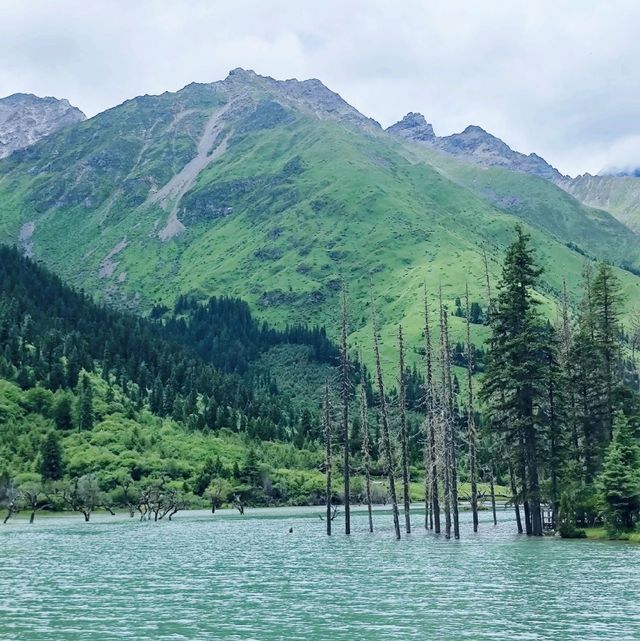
[597, 414, 640, 533]
[75, 373, 94, 430]
[39, 431, 64, 481]
[1, 78, 640, 378]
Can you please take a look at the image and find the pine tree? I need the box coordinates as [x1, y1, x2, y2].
[481, 226, 552, 536]
[39, 431, 64, 481]
[76, 372, 94, 430]
[597, 414, 640, 533]
[591, 262, 624, 440]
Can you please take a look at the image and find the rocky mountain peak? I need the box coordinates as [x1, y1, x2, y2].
[388, 111, 563, 181]
[0, 93, 85, 159]
[386, 112, 435, 141]
[215, 68, 380, 130]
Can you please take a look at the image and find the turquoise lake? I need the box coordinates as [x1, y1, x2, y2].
[1, 506, 639, 640]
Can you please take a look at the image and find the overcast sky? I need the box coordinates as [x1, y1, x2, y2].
[1, 0, 638, 176]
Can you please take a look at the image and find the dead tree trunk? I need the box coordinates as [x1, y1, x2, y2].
[465, 284, 479, 533]
[440, 289, 460, 539]
[324, 380, 333, 537]
[439, 292, 452, 539]
[490, 462, 498, 526]
[398, 325, 411, 534]
[423, 289, 440, 533]
[370, 284, 401, 540]
[340, 286, 351, 535]
[360, 362, 374, 533]
[509, 461, 523, 534]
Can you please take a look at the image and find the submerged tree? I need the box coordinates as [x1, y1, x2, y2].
[398, 325, 411, 534]
[340, 285, 351, 535]
[422, 289, 440, 533]
[370, 285, 401, 540]
[465, 284, 479, 533]
[359, 361, 374, 533]
[324, 379, 333, 536]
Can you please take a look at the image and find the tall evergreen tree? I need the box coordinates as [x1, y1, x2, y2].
[39, 431, 64, 481]
[481, 226, 552, 536]
[76, 373, 95, 430]
[597, 414, 640, 533]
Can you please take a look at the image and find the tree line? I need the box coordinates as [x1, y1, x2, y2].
[323, 226, 640, 540]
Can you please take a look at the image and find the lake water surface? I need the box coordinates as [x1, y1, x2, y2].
[1, 506, 639, 640]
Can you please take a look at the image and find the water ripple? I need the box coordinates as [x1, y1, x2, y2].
[1, 508, 639, 641]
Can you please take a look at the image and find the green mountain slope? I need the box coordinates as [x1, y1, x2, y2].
[557, 174, 640, 234]
[1, 69, 639, 365]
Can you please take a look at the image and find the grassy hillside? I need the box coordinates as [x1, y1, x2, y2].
[0, 69, 639, 372]
[557, 174, 640, 234]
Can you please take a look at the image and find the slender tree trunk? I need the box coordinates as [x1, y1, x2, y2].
[516, 427, 533, 535]
[359, 363, 374, 533]
[324, 380, 333, 536]
[465, 284, 479, 533]
[340, 285, 351, 535]
[509, 461, 523, 534]
[440, 292, 460, 539]
[423, 289, 440, 533]
[370, 285, 401, 540]
[489, 463, 498, 526]
[439, 290, 453, 539]
[398, 325, 411, 534]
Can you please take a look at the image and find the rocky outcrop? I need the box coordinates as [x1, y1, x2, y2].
[386, 112, 435, 141]
[387, 113, 563, 181]
[210, 68, 381, 130]
[0, 94, 85, 158]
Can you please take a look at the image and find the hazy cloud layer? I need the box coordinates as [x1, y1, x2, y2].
[1, 0, 638, 176]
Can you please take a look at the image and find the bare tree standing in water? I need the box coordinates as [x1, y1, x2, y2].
[398, 325, 411, 534]
[370, 283, 401, 540]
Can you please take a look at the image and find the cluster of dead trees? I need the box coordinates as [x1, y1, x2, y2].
[1, 474, 189, 524]
[323, 279, 498, 540]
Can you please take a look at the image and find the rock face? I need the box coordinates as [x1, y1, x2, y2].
[215, 68, 381, 130]
[387, 112, 563, 181]
[386, 112, 435, 141]
[0, 93, 85, 158]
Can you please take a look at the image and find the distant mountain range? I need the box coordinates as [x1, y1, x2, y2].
[0, 68, 638, 356]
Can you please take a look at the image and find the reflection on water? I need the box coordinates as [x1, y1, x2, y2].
[1, 507, 639, 640]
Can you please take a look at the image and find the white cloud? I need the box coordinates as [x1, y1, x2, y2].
[0, 0, 638, 175]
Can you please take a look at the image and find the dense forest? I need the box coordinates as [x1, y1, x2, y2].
[1, 230, 640, 541]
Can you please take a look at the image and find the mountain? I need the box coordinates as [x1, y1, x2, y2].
[0, 69, 639, 364]
[0, 244, 343, 503]
[0, 93, 85, 159]
[387, 112, 640, 237]
[557, 173, 640, 233]
[387, 112, 563, 181]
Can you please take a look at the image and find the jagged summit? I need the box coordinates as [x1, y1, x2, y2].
[388, 112, 563, 181]
[0, 93, 85, 159]
[207, 68, 381, 129]
[386, 112, 435, 141]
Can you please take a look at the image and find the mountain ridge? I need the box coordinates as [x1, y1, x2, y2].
[0, 69, 639, 367]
